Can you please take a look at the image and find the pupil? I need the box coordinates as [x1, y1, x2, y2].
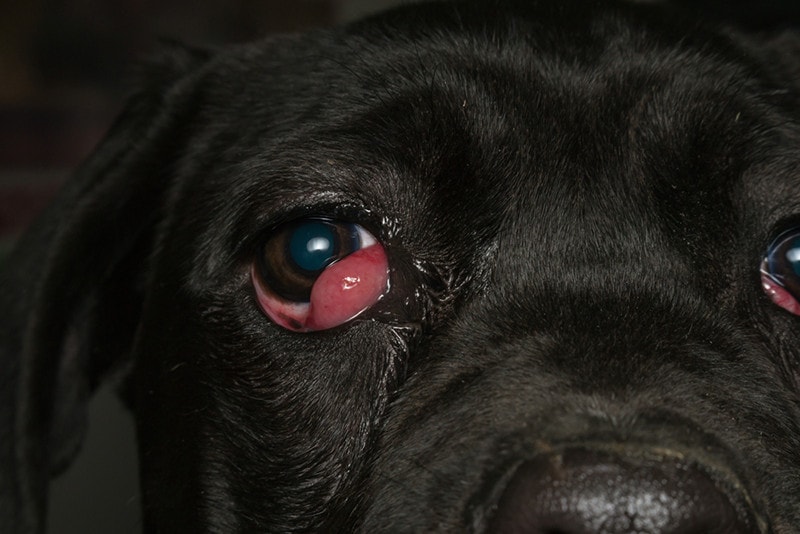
[289, 221, 337, 272]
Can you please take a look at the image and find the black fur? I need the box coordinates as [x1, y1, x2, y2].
[2, 0, 800, 532]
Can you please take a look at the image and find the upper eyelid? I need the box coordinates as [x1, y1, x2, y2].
[236, 201, 383, 257]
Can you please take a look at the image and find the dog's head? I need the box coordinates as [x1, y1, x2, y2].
[2, 0, 800, 532]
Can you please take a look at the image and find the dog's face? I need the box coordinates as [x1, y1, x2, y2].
[3, 0, 800, 532]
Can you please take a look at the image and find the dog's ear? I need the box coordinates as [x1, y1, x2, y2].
[0, 42, 212, 533]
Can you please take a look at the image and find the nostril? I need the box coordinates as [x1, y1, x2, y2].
[486, 448, 756, 534]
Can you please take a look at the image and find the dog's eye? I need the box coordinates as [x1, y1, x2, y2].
[251, 218, 389, 331]
[761, 227, 800, 315]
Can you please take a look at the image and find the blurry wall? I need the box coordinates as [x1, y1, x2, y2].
[0, 0, 402, 258]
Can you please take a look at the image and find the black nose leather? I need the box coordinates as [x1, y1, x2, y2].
[487, 448, 755, 534]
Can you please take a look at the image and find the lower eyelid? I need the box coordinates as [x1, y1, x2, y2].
[761, 271, 800, 315]
[252, 263, 312, 332]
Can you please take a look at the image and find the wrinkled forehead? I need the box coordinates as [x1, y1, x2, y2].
[175, 5, 793, 281]
[203, 10, 769, 179]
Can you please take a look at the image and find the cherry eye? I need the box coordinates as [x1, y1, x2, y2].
[251, 218, 389, 331]
[761, 227, 800, 315]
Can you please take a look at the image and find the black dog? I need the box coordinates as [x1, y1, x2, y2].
[2, 0, 800, 532]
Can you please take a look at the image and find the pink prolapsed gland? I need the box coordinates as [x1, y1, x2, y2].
[762, 273, 800, 316]
[305, 244, 390, 330]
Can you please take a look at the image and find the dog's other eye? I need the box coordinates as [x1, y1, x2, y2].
[251, 218, 389, 331]
[761, 227, 800, 315]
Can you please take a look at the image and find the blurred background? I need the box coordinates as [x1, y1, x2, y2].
[0, 1, 402, 532]
[0, 0, 403, 261]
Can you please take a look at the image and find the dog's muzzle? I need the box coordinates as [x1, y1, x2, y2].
[485, 447, 758, 533]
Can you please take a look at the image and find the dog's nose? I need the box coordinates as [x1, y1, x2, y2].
[486, 448, 754, 533]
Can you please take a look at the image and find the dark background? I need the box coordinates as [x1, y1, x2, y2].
[0, 0, 398, 261]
